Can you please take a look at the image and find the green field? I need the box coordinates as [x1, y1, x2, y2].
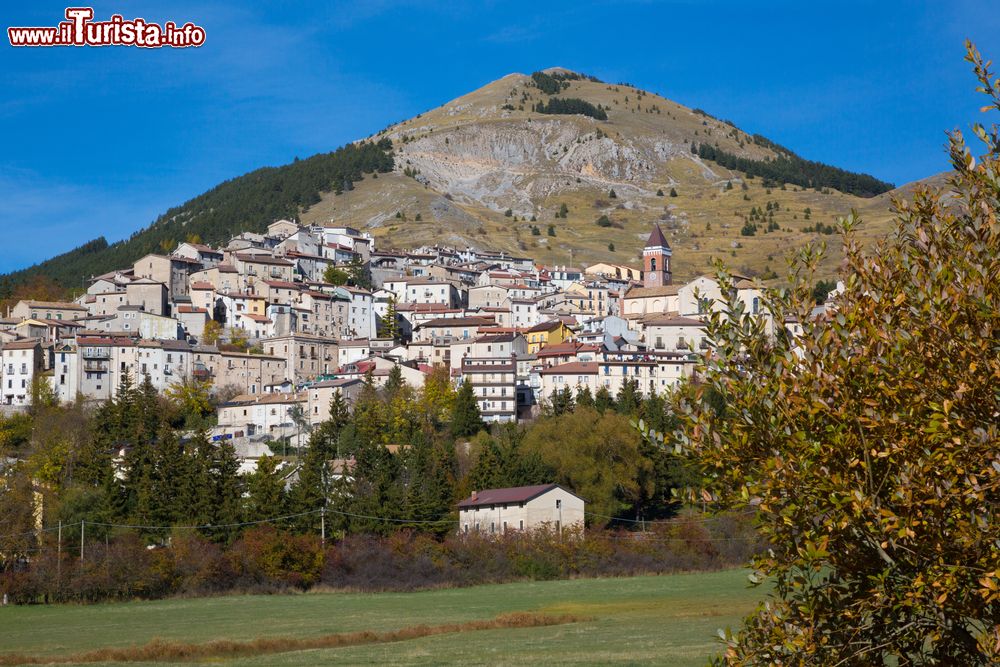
[0, 570, 762, 666]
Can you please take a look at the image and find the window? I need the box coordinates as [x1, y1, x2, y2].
[650, 257, 656, 271]
[556, 499, 562, 509]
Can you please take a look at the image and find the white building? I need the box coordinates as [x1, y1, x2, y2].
[457, 484, 585, 534]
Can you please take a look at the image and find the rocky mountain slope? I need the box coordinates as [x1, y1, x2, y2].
[301, 68, 907, 280]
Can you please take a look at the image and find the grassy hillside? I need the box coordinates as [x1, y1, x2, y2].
[304, 68, 906, 281]
[0, 570, 762, 665]
[2, 67, 918, 292]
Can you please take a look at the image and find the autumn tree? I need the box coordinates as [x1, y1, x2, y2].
[648, 42, 1000, 664]
[526, 408, 650, 521]
[201, 319, 222, 345]
[323, 265, 350, 286]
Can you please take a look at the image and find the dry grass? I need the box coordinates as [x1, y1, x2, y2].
[0, 612, 586, 665]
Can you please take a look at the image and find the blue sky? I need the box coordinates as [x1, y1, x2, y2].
[1, 0, 998, 273]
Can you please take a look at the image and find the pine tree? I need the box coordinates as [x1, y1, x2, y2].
[669, 187, 678, 197]
[288, 442, 328, 533]
[615, 378, 641, 416]
[594, 385, 615, 414]
[244, 454, 287, 521]
[380, 296, 399, 341]
[451, 381, 484, 437]
[310, 390, 350, 459]
[608, 188, 617, 199]
[548, 386, 576, 416]
[576, 385, 595, 410]
[384, 364, 405, 398]
[210, 440, 243, 541]
[656, 188, 664, 196]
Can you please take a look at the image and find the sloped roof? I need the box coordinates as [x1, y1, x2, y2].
[457, 483, 581, 509]
[623, 284, 680, 299]
[645, 223, 670, 249]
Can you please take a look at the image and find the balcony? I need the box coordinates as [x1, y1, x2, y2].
[82, 348, 111, 359]
[83, 360, 109, 372]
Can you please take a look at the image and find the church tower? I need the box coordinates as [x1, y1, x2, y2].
[642, 223, 672, 287]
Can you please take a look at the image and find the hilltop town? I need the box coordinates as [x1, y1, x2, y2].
[1, 217, 797, 463]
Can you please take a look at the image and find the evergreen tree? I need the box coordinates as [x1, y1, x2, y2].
[384, 364, 405, 398]
[310, 390, 350, 459]
[345, 440, 402, 534]
[352, 371, 386, 446]
[669, 187, 678, 197]
[576, 385, 595, 410]
[288, 442, 329, 533]
[594, 385, 615, 414]
[656, 188, 664, 196]
[244, 454, 286, 521]
[608, 188, 617, 199]
[615, 379, 641, 416]
[210, 439, 243, 541]
[380, 296, 399, 340]
[451, 381, 484, 437]
[548, 386, 576, 416]
[346, 255, 371, 289]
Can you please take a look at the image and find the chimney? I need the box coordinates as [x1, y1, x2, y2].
[471, 490, 478, 501]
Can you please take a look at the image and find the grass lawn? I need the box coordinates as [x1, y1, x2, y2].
[0, 569, 763, 666]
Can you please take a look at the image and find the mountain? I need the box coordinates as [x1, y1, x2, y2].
[3, 68, 918, 295]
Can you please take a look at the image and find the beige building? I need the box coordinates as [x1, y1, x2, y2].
[263, 333, 339, 383]
[217, 391, 306, 438]
[307, 377, 364, 426]
[458, 484, 585, 534]
[642, 315, 708, 352]
[11, 300, 88, 322]
[211, 350, 287, 395]
[133, 254, 201, 298]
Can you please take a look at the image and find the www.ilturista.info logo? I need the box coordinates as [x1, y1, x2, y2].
[8, 8, 205, 48]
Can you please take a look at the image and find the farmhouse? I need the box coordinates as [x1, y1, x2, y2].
[457, 483, 585, 534]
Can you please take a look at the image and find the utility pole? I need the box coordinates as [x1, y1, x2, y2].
[79, 520, 85, 561]
[57, 520, 62, 584]
[320, 507, 326, 548]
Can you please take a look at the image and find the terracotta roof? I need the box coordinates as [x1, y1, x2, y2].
[176, 306, 207, 314]
[457, 484, 580, 509]
[1, 340, 41, 350]
[644, 315, 705, 327]
[234, 253, 293, 266]
[538, 361, 599, 375]
[191, 282, 215, 290]
[624, 285, 680, 299]
[19, 300, 87, 311]
[526, 320, 564, 333]
[536, 341, 584, 356]
[415, 316, 495, 329]
[473, 333, 518, 344]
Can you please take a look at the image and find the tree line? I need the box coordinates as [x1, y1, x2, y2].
[694, 141, 893, 197]
[0, 139, 395, 292]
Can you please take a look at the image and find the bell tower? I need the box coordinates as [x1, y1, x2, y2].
[642, 223, 672, 287]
